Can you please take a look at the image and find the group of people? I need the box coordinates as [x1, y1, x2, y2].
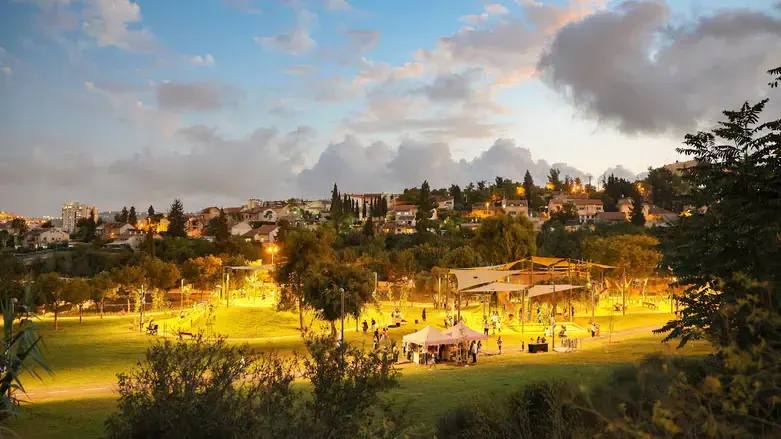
[588, 322, 601, 338]
[482, 311, 503, 336]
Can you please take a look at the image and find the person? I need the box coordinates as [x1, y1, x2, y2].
[444, 316, 449, 329]
[373, 328, 380, 345]
[483, 318, 489, 336]
[371, 318, 376, 332]
[362, 320, 368, 334]
[497, 336, 503, 354]
[596, 323, 601, 337]
[536, 336, 541, 343]
[470, 341, 477, 363]
[477, 340, 482, 354]
[590, 322, 596, 338]
[422, 308, 427, 322]
[496, 319, 502, 333]
[522, 340, 525, 351]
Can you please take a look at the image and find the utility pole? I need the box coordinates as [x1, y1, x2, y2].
[139, 285, 145, 333]
[622, 267, 627, 316]
[226, 271, 230, 309]
[552, 282, 556, 350]
[180, 278, 184, 312]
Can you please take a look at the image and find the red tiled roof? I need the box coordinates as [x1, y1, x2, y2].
[392, 205, 417, 212]
[224, 207, 243, 214]
[505, 199, 528, 207]
[595, 212, 628, 222]
[257, 224, 279, 234]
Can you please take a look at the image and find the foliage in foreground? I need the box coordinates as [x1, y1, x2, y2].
[104, 333, 407, 439]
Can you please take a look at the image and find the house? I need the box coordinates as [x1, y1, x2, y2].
[186, 217, 204, 237]
[243, 224, 280, 243]
[617, 197, 650, 217]
[388, 205, 417, 226]
[502, 199, 529, 217]
[304, 200, 329, 215]
[230, 221, 253, 236]
[200, 207, 221, 222]
[645, 207, 679, 227]
[434, 196, 455, 210]
[97, 222, 139, 240]
[548, 198, 605, 223]
[595, 212, 630, 224]
[23, 228, 69, 248]
[108, 232, 163, 250]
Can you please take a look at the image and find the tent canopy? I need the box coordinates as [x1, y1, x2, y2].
[451, 269, 521, 291]
[462, 282, 528, 292]
[527, 284, 584, 298]
[402, 325, 455, 347]
[444, 322, 488, 342]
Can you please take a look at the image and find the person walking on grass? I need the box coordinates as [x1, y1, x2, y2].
[470, 341, 477, 363]
[497, 336, 503, 354]
[483, 318, 489, 336]
[422, 308, 427, 322]
[362, 320, 368, 334]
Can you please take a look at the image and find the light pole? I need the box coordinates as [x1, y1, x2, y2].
[266, 244, 279, 265]
[139, 285, 145, 333]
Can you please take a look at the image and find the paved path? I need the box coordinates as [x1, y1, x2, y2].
[23, 325, 664, 402]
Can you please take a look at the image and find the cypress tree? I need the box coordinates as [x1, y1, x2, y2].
[167, 198, 187, 238]
[128, 206, 138, 226]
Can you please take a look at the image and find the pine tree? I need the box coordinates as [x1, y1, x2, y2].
[148, 205, 155, 217]
[330, 183, 341, 219]
[415, 180, 437, 233]
[120, 206, 129, 223]
[209, 208, 230, 243]
[547, 168, 562, 191]
[363, 215, 375, 237]
[523, 171, 534, 203]
[381, 198, 388, 216]
[167, 198, 187, 238]
[128, 206, 138, 226]
[630, 196, 646, 226]
[362, 200, 367, 219]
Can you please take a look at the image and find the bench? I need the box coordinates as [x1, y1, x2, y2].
[642, 301, 658, 310]
[145, 324, 159, 335]
[178, 331, 195, 341]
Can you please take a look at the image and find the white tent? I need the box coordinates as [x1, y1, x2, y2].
[451, 269, 522, 291]
[402, 325, 456, 347]
[462, 282, 528, 292]
[527, 284, 583, 298]
[444, 322, 488, 342]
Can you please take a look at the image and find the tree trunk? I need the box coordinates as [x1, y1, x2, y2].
[100, 301, 104, 319]
[54, 301, 59, 330]
[127, 297, 131, 313]
[79, 305, 83, 324]
[298, 296, 304, 331]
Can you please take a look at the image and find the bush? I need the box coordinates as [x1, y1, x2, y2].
[105, 333, 409, 439]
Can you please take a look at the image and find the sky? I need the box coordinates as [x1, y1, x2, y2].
[0, 0, 780, 216]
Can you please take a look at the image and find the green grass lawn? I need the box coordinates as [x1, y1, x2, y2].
[12, 301, 710, 438]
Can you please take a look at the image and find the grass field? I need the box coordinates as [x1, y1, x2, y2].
[11, 300, 706, 438]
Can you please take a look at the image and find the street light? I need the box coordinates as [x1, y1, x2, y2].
[266, 244, 279, 264]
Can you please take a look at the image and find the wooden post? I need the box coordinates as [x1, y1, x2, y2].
[622, 267, 626, 316]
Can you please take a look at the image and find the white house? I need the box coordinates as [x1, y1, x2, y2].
[24, 228, 69, 248]
[230, 221, 253, 236]
[242, 224, 279, 243]
[502, 199, 529, 217]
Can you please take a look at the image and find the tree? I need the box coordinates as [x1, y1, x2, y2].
[629, 197, 646, 226]
[302, 262, 374, 339]
[10, 218, 27, 237]
[473, 215, 536, 265]
[37, 273, 63, 330]
[547, 168, 562, 191]
[583, 234, 661, 314]
[62, 278, 91, 324]
[119, 206, 129, 223]
[148, 205, 155, 218]
[0, 287, 51, 422]
[167, 199, 187, 238]
[646, 167, 686, 212]
[182, 255, 222, 298]
[208, 208, 230, 243]
[40, 220, 53, 229]
[128, 206, 138, 226]
[362, 215, 375, 237]
[111, 265, 145, 313]
[449, 184, 463, 209]
[141, 257, 181, 293]
[658, 79, 781, 349]
[415, 180, 437, 233]
[91, 271, 118, 318]
[523, 170, 534, 203]
[330, 183, 341, 221]
[274, 226, 336, 330]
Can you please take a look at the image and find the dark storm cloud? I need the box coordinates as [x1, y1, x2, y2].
[537, 1, 781, 135]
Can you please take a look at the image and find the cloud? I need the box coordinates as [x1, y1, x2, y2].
[537, 1, 781, 134]
[222, 0, 260, 13]
[325, 0, 350, 11]
[485, 4, 509, 15]
[461, 3, 510, 25]
[279, 125, 317, 165]
[419, 0, 604, 84]
[343, 29, 380, 53]
[598, 165, 640, 183]
[296, 136, 624, 196]
[255, 29, 316, 55]
[84, 80, 181, 136]
[284, 64, 317, 75]
[311, 77, 362, 102]
[0, 67, 10, 76]
[422, 69, 482, 102]
[156, 82, 242, 111]
[81, 0, 156, 52]
[190, 54, 216, 66]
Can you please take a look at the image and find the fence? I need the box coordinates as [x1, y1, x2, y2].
[158, 298, 216, 338]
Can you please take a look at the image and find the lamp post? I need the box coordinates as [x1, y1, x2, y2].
[266, 244, 279, 265]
